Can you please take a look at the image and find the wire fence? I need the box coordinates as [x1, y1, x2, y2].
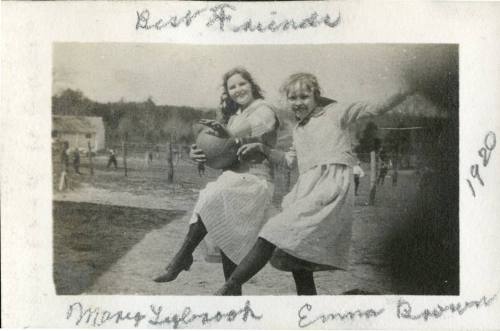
[54, 136, 438, 210]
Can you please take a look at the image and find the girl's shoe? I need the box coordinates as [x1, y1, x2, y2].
[214, 281, 241, 295]
[153, 254, 193, 283]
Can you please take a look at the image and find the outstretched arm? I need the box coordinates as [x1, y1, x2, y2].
[376, 89, 413, 115]
[341, 89, 414, 126]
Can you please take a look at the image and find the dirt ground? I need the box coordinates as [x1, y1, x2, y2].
[53, 155, 420, 295]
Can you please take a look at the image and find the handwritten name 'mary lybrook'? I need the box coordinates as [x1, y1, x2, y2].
[66, 300, 262, 328]
[135, 4, 341, 32]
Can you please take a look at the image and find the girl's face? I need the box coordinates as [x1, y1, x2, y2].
[227, 74, 254, 108]
[286, 84, 317, 121]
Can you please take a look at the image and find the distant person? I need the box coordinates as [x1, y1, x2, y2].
[197, 162, 205, 177]
[107, 149, 118, 169]
[58, 141, 70, 191]
[144, 151, 153, 168]
[72, 148, 81, 175]
[143, 151, 149, 168]
[155, 145, 160, 159]
[353, 161, 365, 196]
[377, 160, 389, 185]
[391, 160, 398, 186]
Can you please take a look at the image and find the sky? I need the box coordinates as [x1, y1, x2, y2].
[53, 43, 445, 109]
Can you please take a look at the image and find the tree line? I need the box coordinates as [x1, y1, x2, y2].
[52, 88, 448, 161]
[52, 89, 217, 147]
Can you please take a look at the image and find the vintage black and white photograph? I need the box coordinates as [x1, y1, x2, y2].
[51, 43, 459, 296]
[4, 1, 500, 328]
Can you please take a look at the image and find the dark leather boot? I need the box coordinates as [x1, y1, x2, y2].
[154, 254, 194, 283]
[154, 220, 207, 283]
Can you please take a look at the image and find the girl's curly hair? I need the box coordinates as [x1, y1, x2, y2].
[219, 67, 264, 125]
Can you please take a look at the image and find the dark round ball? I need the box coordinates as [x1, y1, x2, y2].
[195, 129, 239, 169]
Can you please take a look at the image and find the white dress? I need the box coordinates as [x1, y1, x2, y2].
[260, 102, 376, 270]
[189, 99, 278, 264]
[261, 163, 353, 270]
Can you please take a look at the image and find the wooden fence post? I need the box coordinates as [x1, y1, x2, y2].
[122, 132, 128, 177]
[167, 138, 174, 183]
[87, 140, 94, 175]
[392, 145, 400, 186]
[285, 167, 291, 192]
[369, 150, 377, 205]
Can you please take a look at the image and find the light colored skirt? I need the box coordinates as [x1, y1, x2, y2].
[190, 170, 275, 264]
[261, 164, 353, 270]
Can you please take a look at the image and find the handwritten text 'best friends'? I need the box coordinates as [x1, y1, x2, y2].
[136, 4, 341, 33]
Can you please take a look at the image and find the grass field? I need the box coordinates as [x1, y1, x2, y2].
[53, 154, 458, 295]
[53, 201, 185, 294]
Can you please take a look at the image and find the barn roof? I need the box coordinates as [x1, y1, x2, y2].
[52, 115, 99, 134]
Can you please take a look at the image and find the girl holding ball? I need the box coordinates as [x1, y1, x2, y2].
[216, 72, 413, 295]
[154, 67, 279, 295]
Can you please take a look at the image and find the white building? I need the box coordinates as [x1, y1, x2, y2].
[52, 115, 105, 151]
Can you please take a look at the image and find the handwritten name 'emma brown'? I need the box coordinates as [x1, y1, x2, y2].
[135, 4, 341, 32]
[297, 293, 497, 328]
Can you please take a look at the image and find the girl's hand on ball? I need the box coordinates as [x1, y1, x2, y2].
[199, 119, 222, 129]
[237, 143, 265, 160]
[190, 144, 207, 163]
[199, 119, 229, 138]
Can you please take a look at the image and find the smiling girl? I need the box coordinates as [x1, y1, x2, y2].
[154, 67, 279, 295]
[216, 72, 412, 295]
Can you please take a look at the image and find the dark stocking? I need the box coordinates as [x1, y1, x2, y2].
[154, 218, 207, 282]
[220, 250, 242, 295]
[178, 218, 207, 254]
[292, 270, 317, 295]
[215, 238, 276, 295]
[220, 251, 237, 281]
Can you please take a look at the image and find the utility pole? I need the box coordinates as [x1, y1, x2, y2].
[167, 132, 174, 183]
[369, 150, 377, 205]
[122, 132, 128, 177]
[87, 140, 94, 175]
